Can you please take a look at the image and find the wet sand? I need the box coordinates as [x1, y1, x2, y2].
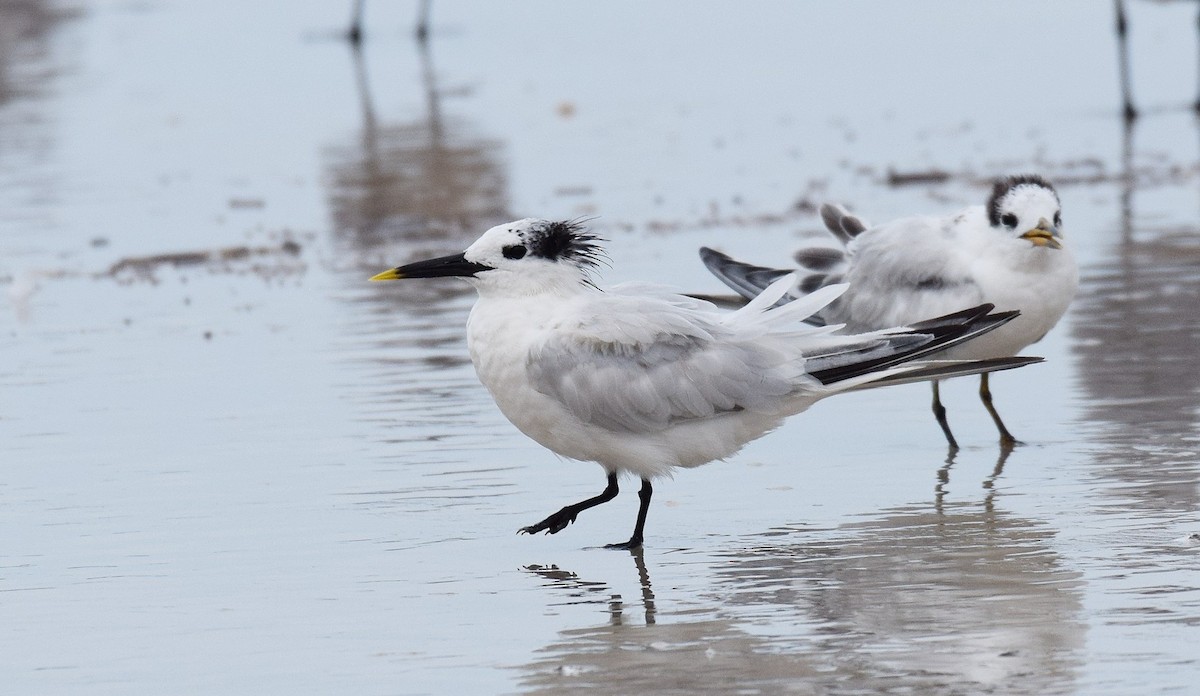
[2, 2, 1198, 694]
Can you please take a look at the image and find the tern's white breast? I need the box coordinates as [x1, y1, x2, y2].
[943, 239, 1078, 360]
[466, 297, 567, 452]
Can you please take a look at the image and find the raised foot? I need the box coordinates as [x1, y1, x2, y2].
[517, 507, 577, 536]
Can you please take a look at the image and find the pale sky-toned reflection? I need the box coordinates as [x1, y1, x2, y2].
[2, 2, 1199, 694]
[519, 491, 1083, 695]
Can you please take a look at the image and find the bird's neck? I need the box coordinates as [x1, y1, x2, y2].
[473, 274, 593, 300]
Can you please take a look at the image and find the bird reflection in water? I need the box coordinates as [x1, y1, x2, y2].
[0, 0, 80, 107]
[323, 31, 509, 266]
[520, 550, 836, 694]
[935, 444, 1012, 515]
[1113, 0, 1200, 121]
[0, 0, 81, 247]
[524, 548, 657, 628]
[1070, 101, 1200, 516]
[324, 25, 511, 446]
[708, 496, 1084, 693]
[519, 466, 1083, 694]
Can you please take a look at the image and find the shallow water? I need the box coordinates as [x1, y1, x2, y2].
[2, 1, 1199, 694]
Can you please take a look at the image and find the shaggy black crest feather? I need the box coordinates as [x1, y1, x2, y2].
[986, 174, 1057, 226]
[523, 220, 607, 269]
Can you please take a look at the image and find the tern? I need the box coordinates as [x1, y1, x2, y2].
[372, 218, 1039, 548]
[701, 175, 1078, 449]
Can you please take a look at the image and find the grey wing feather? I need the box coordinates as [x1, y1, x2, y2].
[827, 214, 986, 329]
[698, 247, 792, 301]
[841, 212, 867, 237]
[793, 247, 845, 271]
[699, 246, 838, 323]
[820, 203, 851, 243]
[799, 273, 829, 294]
[819, 203, 867, 242]
[527, 328, 797, 434]
[803, 303, 1018, 385]
[526, 273, 1025, 435]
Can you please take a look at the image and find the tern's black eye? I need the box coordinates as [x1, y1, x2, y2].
[1000, 213, 1018, 229]
[502, 244, 527, 260]
[1053, 212, 1062, 228]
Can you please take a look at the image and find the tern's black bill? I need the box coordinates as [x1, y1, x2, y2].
[370, 252, 491, 281]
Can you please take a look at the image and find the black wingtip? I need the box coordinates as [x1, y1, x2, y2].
[808, 304, 1022, 385]
[854, 355, 1044, 389]
[907, 303, 996, 330]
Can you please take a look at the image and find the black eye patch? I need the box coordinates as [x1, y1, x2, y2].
[503, 245, 527, 260]
[1000, 213, 1018, 229]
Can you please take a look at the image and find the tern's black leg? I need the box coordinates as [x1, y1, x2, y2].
[348, 0, 431, 44]
[1115, 0, 1138, 122]
[978, 373, 1020, 447]
[347, 0, 365, 44]
[1194, 3, 1200, 114]
[930, 380, 959, 450]
[415, 0, 432, 42]
[519, 472, 619, 536]
[605, 478, 653, 550]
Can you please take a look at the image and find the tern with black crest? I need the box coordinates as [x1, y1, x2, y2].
[701, 175, 1078, 449]
[372, 218, 1039, 548]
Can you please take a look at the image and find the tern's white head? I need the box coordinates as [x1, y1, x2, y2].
[985, 174, 1065, 250]
[369, 218, 607, 295]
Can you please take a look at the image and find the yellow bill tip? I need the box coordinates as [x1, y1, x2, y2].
[369, 268, 404, 281]
[1020, 229, 1062, 250]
